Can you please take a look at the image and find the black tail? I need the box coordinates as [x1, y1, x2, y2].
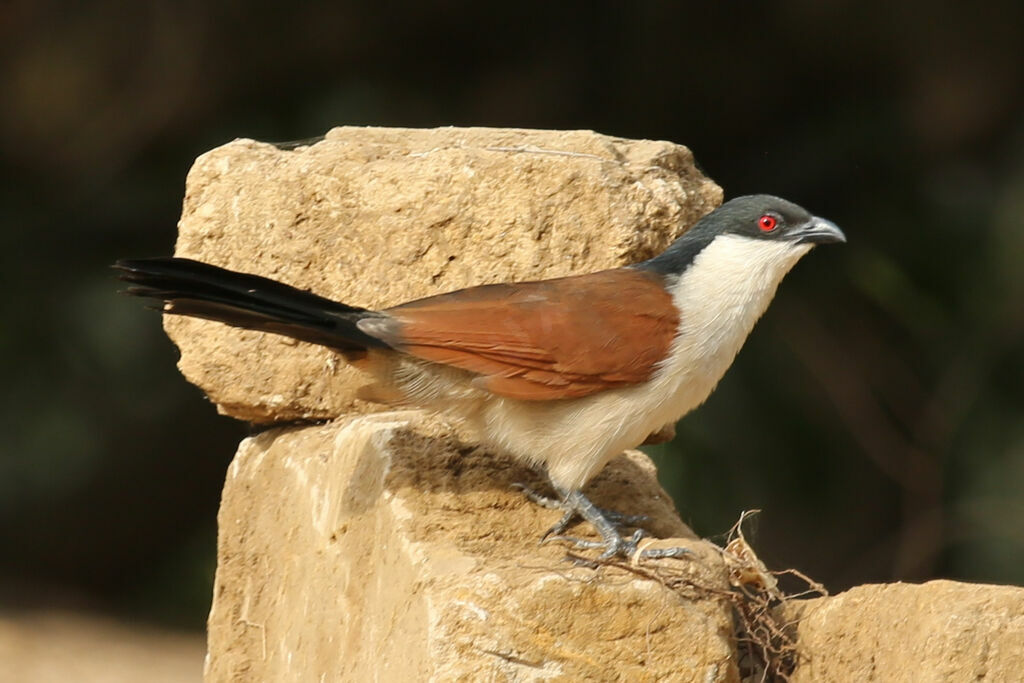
[114, 257, 389, 352]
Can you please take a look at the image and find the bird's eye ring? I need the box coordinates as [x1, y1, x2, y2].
[758, 214, 778, 232]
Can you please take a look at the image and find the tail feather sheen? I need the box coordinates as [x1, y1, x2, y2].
[114, 257, 388, 352]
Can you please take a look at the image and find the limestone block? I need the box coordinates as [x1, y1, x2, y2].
[787, 580, 1024, 680]
[205, 414, 738, 682]
[165, 126, 722, 422]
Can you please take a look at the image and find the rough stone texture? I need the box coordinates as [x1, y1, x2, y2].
[165, 126, 722, 422]
[786, 580, 1024, 681]
[204, 414, 739, 682]
[0, 611, 204, 683]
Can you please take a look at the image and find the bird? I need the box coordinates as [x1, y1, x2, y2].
[116, 194, 844, 560]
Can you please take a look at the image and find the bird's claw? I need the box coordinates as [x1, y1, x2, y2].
[545, 528, 690, 561]
[514, 482, 650, 535]
[516, 484, 688, 562]
[541, 510, 576, 541]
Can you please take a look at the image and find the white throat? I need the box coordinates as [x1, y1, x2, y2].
[671, 234, 812, 352]
[651, 234, 813, 419]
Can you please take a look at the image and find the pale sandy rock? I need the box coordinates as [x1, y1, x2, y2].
[204, 414, 739, 682]
[165, 126, 723, 422]
[0, 611, 204, 683]
[786, 580, 1024, 681]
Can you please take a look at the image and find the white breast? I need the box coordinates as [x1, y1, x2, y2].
[472, 235, 813, 492]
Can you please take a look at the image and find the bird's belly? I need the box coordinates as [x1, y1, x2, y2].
[472, 355, 724, 492]
[471, 301, 758, 491]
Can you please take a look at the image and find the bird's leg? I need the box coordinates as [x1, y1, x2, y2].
[515, 484, 688, 561]
[511, 484, 578, 538]
[552, 489, 688, 560]
[512, 483, 649, 538]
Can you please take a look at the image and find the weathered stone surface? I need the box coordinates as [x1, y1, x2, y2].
[786, 580, 1024, 681]
[165, 126, 722, 422]
[203, 409, 1024, 681]
[205, 414, 739, 682]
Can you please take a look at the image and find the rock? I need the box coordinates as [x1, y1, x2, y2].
[165, 126, 722, 422]
[785, 580, 1024, 680]
[202, 410, 1024, 681]
[204, 414, 739, 682]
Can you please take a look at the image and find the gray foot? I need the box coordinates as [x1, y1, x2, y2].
[512, 483, 650, 537]
[513, 484, 689, 561]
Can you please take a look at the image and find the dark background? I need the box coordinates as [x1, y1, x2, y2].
[2, 1, 1022, 629]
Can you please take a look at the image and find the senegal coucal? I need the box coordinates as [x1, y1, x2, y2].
[117, 194, 844, 559]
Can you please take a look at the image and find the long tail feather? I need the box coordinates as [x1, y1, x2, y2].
[114, 257, 388, 352]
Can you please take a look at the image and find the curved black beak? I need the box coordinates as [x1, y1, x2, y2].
[795, 217, 846, 245]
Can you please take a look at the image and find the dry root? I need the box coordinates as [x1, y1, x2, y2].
[719, 510, 827, 682]
[573, 509, 826, 682]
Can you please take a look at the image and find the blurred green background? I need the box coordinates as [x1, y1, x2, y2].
[1, 1, 1022, 631]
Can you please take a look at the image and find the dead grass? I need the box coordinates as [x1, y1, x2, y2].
[573, 510, 827, 682]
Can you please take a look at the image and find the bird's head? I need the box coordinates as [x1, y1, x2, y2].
[637, 194, 845, 278]
[704, 194, 845, 246]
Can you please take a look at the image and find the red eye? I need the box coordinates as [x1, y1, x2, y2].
[758, 215, 778, 232]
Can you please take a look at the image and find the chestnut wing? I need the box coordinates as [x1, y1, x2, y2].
[379, 268, 679, 400]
